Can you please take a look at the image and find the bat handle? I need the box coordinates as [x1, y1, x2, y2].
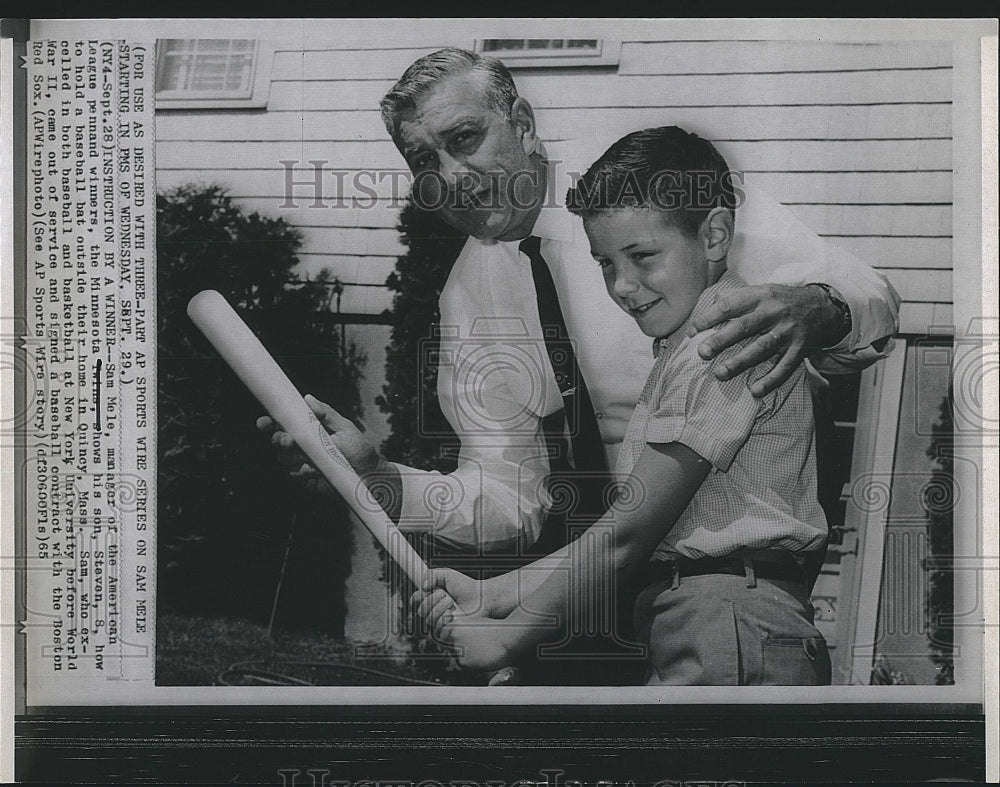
[186, 289, 432, 589]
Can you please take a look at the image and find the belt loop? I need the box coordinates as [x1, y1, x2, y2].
[670, 559, 681, 591]
[743, 558, 757, 589]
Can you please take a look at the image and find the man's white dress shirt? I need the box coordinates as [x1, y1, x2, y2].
[392, 140, 901, 552]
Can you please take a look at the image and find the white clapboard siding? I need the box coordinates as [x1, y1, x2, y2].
[157, 138, 951, 174]
[719, 140, 951, 172]
[156, 169, 413, 207]
[267, 69, 952, 111]
[156, 104, 952, 142]
[243, 237, 956, 293]
[749, 172, 951, 204]
[156, 168, 413, 203]
[868, 268, 951, 303]
[272, 48, 457, 82]
[157, 38, 952, 321]
[898, 302, 954, 334]
[161, 168, 951, 242]
[156, 140, 400, 170]
[270, 41, 952, 81]
[787, 205, 951, 237]
[280, 237, 959, 290]
[159, 166, 954, 212]
[276, 35, 463, 56]
[224, 200, 955, 243]
[618, 40, 952, 75]
[821, 237, 953, 272]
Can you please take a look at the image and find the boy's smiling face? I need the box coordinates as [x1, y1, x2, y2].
[585, 208, 714, 339]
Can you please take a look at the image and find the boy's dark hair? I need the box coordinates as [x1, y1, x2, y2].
[566, 126, 739, 237]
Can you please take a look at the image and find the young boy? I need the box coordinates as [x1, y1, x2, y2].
[413, 127, 831, 685]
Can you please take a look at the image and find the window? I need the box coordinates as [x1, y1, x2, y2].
[155, 39, 273, 109]
[475, 39, 621, 68]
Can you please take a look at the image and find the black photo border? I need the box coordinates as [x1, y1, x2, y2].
[14, 703, 987, 783]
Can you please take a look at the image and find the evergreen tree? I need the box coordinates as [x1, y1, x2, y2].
[157, 185, 365, 635]
[377, 197, 467, 470]
[923, 387, 954, 685]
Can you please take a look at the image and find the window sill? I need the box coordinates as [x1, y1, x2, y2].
[154, 97, 269, 110]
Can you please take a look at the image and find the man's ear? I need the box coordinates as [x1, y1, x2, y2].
[702, 207, 734, 262]
[511, 97, 540, 156]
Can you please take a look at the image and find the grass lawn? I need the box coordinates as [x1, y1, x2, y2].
[156, 610, 451, 686]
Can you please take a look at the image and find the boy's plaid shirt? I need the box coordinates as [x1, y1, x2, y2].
[615, 271, 828, 561]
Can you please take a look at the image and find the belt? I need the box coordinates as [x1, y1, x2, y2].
[638, 554, 806, 589]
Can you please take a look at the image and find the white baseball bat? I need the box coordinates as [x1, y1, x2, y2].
[187, 289, 429, 589]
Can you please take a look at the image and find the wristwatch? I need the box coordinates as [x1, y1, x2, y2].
[809, 282, 852, 344]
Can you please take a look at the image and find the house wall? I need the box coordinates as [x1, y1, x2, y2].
[154, 36, 954, 449]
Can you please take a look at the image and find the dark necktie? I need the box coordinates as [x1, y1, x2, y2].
[411, 238, 645, 685]
[519, 235, 613, 552]
[516, 236, 645, 682]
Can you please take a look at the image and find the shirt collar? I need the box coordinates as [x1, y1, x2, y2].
[654, 270, 746, 359]
[470, 142, 576, 257]
[529, 141, 579, 245]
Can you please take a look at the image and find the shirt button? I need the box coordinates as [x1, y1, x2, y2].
[595, 412, 604, 420]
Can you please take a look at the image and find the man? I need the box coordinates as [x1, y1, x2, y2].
[260, 48, 899, 675]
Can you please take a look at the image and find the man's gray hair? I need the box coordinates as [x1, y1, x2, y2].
[379, 47, 519, 144]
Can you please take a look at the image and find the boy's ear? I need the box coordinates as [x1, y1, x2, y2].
[511, 97, 540, 156]
[702, 207, 734, 263]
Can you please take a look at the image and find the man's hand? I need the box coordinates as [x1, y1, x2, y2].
[256, 394, 383, 497]
[687, 283, 849, 397]
[410, 569, 514, 672]
[410, 568, 516, 637]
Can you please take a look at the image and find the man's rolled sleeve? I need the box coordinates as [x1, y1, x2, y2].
[392, 432, 548, 553]
[770, 249, 901, 374]
[736, 180, 901, 372]
[392, 326, 553, 553]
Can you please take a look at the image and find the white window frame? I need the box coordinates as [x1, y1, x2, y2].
[831, 341, 908, 685]
[474, 38, 621, 68]
[154, 39, 274, 110]
[830, 335, 972, 688]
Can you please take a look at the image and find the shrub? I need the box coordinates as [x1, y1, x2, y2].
[376, 197, 467, 472]
[924, 388, 954, 685]
[157, 185, 364, 635]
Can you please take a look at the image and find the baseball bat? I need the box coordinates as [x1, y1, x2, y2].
[187, 289, 429, 589]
